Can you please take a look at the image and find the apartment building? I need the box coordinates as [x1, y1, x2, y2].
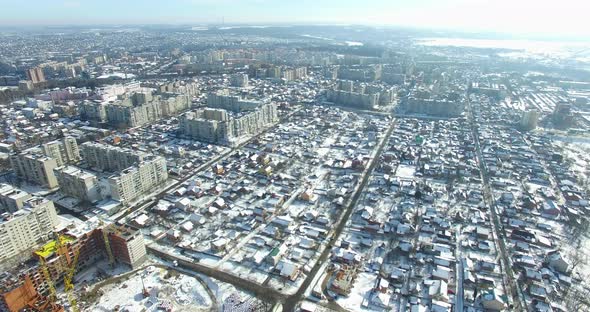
[42, 136, 81, 166]
[325, 79, 397, 110]
[80, 142, 147, 172]
[179, 108, 231, 143]
[80, 91, 190, 128]
[156, 81, 200, 97]
[106, 224, 147, 269]
[26, 67, 45, 84]
[207, 89, 262, 112]
[105, 100, 162, 128]
[10, 150, 59, 188]
[326, 89, 378, 110]
[181, 91, 278, 145]
[108, 156, 168, 205]
[180, 103, 278, 145]
[230, 73, 249, 87]
[54, 166, 100, 203]
[404, 96, 464, 117]
[159, 94, 190, 117]
[0, 198, 58, 263]
[0, 184, 31, 213]
[79, 100, 108, 123]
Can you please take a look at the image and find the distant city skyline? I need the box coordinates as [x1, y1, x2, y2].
[0, 0, 589, 39]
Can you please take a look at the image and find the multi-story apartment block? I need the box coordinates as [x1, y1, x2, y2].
[10, 150, 59, 188]
[158, 94, 190, 117]
[108, 156, 168, 205]
[157, 81, 200, 97]
[106, 224, 147, 269]
[26, 67, 45, 84]
[80, 90, 191, 128]
[105, 100, 162, 128]
[403, 95, 464, 117]
[0, 184, 31, 213]
[0, 198, 58, 263]
[230, 73, 249, 87]
[180, 102, 278, 145]
[54, 166, 100, 203]
[79, 100, 108, 123]
[42, 136, 81, 166]
[207, 89, 262, 112]
[326, 89, 378, 110]
[80, 142, 147, 172]
[180, 108, 231, 143]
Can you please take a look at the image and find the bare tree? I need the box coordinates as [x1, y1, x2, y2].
[565, 285, 590, 311]
[568, 241, 589, 273]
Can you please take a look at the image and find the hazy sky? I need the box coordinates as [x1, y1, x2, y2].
[1, 0, 589, 38]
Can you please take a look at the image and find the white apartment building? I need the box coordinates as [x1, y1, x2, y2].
[54, 166, 100, 203]
[80, 142, 147, 172]
[107, 224, 148, 269]
[109, 156, 168, 205]
[0, 184, 31, 213]
[42, 136, 81, 166]
[0, 198, 58, 262]
[10, 151, 59, 188]
[230, 73, 249, 88]
[180, 100, 278, 145]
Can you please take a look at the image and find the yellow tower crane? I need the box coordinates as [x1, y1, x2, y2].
[102, 225, 115, 267]
[98, 220, 116, 267]
[63, 245, 81, 312]
[38, 232, 67, 302]
[39, 258, 57, 301]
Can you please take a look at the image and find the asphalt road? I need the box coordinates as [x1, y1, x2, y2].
[466, 96, 526, 310]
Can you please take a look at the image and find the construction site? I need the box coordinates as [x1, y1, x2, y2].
[0, 220, 147, 312]
[86, 265, 215, 312]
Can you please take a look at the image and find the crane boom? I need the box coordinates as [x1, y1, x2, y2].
[102, 227, 115, 266]
[39, 258, 57, 301]
[64, 244, 81, 312]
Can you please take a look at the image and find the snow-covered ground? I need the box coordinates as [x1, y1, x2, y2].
[88, 265, 213, 312]
[334, 272, 376, 310]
